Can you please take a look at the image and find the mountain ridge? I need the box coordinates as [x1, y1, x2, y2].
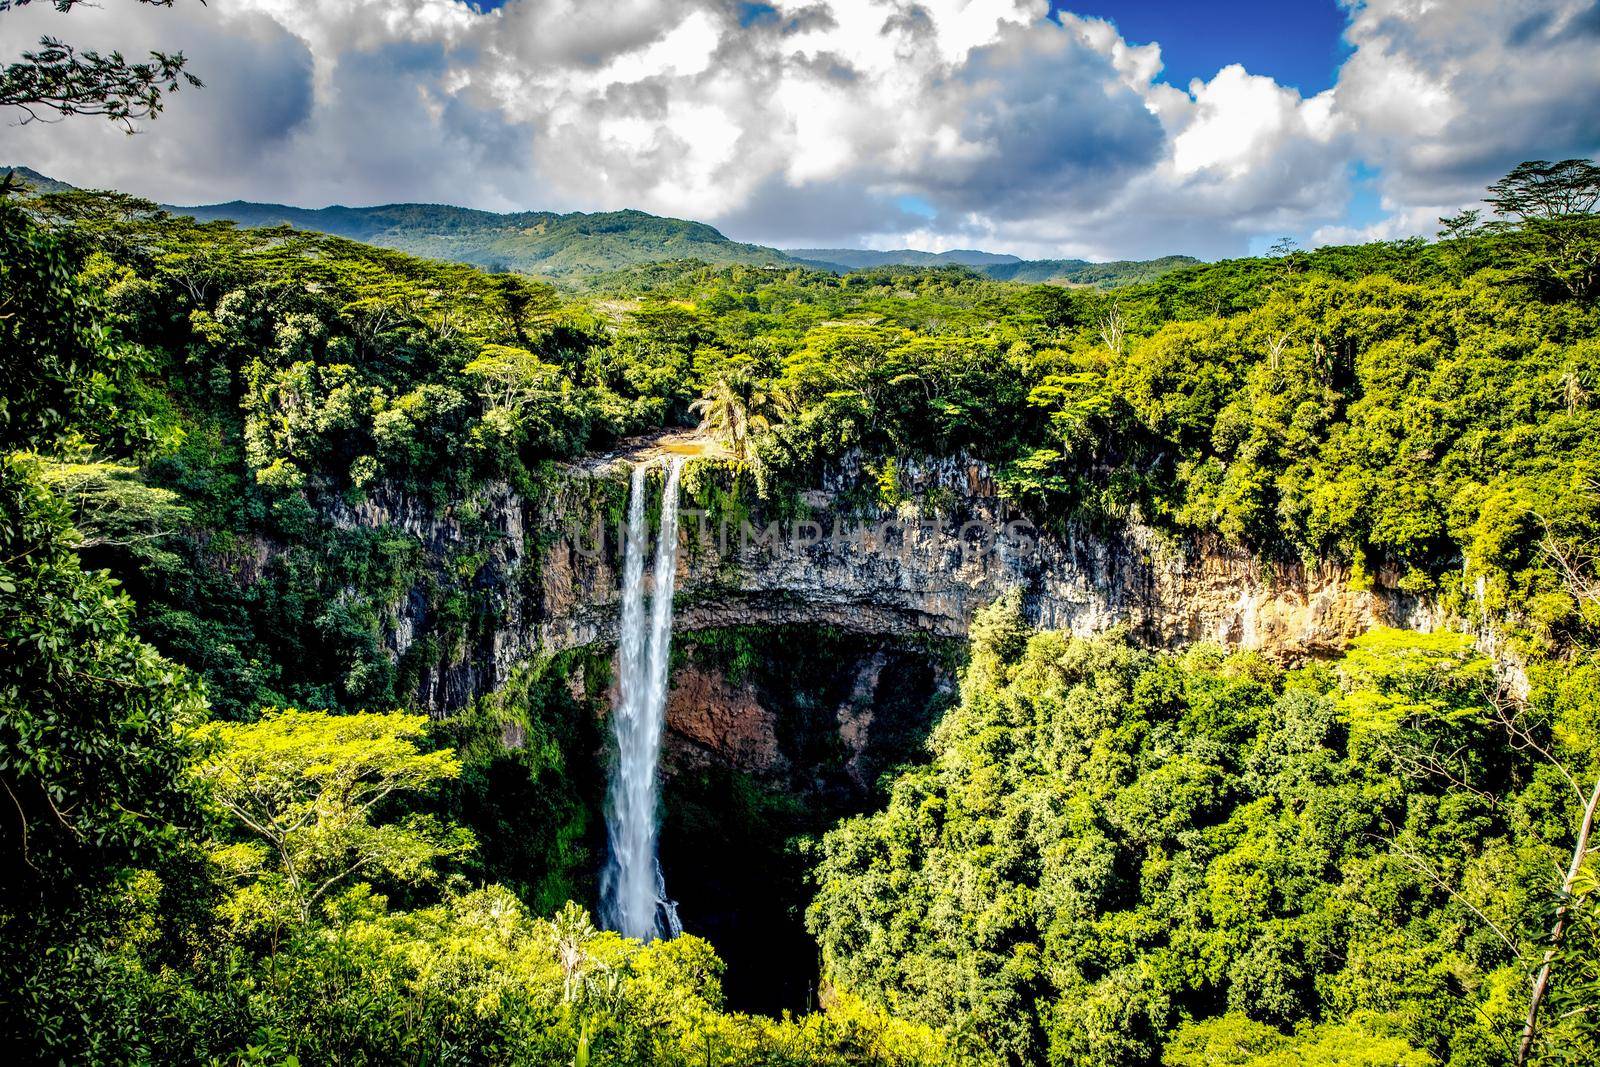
[2, 165, 76, 195]
[164, 198, 788, 276]
[5, 165, 1199, 285]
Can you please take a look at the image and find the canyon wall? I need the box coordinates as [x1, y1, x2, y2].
[324, 448, 1448, 716]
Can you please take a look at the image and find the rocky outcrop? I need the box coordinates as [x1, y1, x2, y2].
[662, 664, 783, 776]
[536, 451, 1445, 655]
[658, 634, 952, 800]
[318, 443, 1450, 715]
[319, 480, 533, 712]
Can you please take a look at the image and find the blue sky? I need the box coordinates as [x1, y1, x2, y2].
[5, 0, 1597, 260]
[1050, 1, 1352, 93]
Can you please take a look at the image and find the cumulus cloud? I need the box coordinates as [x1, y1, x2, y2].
[0, 0, 1594, 258]
[1334, 0, 1600, 228]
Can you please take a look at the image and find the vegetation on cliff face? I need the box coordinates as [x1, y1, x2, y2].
[2, 161, 1600, 1063]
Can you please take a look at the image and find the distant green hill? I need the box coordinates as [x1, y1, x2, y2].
[787, 247, 1199, 287]
[164, 202, 1196, 285]
[6, 166, 1198, 285]
[2, 165, 76, 195]
[787, 247, 1023, 270]
[165, 200, 791, 277]
[981, 255, 1201, 287]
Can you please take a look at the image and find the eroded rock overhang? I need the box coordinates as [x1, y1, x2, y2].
[328, 437, 1442, 715]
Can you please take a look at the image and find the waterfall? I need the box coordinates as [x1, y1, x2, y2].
[601, 456, 685, 941]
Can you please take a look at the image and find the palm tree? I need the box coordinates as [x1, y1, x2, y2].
[690, 374, 771, 461]
[1559, 370, 1589, 415]
[549, 901, 596, 1005]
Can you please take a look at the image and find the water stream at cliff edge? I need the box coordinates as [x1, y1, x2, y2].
[601, 456, 685, 941]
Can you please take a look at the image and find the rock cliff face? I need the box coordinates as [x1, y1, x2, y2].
[660, 636, 952, 793]
[325, 448, 1447, 716]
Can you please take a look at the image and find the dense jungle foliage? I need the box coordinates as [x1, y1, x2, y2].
[3, 160, 1600, 1064]
[811, 597, 1600, 1067]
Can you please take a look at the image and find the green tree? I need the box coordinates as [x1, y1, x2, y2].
[690, 372, 771, 462]
[0, 455, 206, 896]
[0, 0, 200, 131]
[1483, 159, 1600, 300]
[194, 709, 471, 928]
[1486, 160, 1600, 222]
[0, 201, 150, 452]
[809, 614, 1531, 1066]
[0, 454, 207, 1053]
[463, 344, 566, 415]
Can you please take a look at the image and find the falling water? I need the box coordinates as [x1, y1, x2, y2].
[601, 456, 685, 941]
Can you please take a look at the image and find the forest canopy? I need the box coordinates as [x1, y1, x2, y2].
[2, 159, 1600, 1064]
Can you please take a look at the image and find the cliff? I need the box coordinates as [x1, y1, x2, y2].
[317, 442, 1449, 717]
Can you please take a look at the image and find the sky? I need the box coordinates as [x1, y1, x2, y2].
[1049, 1, 1353, 94]
[1, 0, 1597, 261]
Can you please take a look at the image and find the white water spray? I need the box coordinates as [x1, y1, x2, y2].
[601, 456, 685, 941]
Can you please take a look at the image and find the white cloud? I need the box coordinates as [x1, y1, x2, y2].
[1331, 0, 1600, 231]
[1172, 67, 1339, 180]
[0, 0, 1594, 259]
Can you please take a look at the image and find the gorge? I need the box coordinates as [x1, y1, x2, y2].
[9, 172, 1599, 1064]
[306, 440, 1476, 1013]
